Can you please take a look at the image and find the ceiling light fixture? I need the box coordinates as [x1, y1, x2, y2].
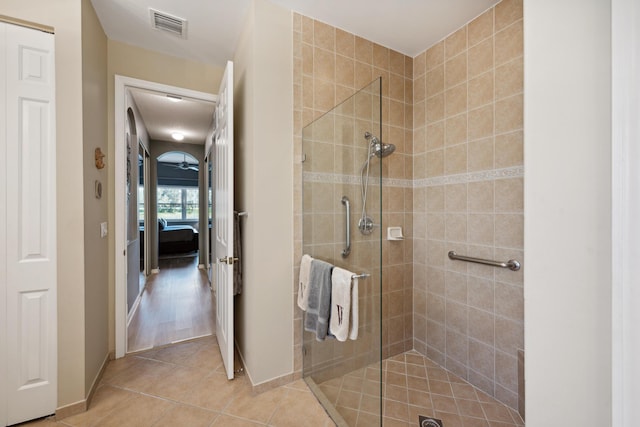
[171, 132, 185, 141]
[166, 94, 182, 102]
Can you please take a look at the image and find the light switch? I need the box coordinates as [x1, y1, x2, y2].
[100, 222, 108, 238]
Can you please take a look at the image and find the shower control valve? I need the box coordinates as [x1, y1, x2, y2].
[358, 216, 375, 235]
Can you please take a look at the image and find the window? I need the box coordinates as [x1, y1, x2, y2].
[157, 186, 199, 220]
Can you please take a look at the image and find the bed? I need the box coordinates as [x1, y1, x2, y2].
[139, 220, 199, 257]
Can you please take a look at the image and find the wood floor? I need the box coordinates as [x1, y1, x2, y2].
[127, 255, 215, 353]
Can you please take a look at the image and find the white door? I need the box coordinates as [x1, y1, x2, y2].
[214, 61, 234, 380]
[0, 22, 57, 426]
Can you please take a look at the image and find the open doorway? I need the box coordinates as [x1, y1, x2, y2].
[127, 149, 211, 352]
[115, 76, 218, 355]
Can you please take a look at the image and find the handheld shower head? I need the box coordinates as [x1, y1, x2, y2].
[364, 132, 396, 158]
[368, 135, 396, 158]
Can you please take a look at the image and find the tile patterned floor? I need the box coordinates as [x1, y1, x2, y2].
[19, 337, 334, 427]
[317, 351, 525, 427]
[18, 339, 524, 427]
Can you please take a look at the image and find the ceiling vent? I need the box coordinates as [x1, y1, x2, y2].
[149, 8, 188, 39]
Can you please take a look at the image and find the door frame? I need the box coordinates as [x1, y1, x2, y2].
[611, 0, 640, 424]
[114, 75, 216, 358]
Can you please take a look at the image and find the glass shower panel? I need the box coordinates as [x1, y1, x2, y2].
[302, 78, 382, 426]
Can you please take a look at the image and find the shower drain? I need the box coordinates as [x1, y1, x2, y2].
[418, 415, 443, 427]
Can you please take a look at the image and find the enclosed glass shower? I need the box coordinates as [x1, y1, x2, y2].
[301, 78, 384, 425]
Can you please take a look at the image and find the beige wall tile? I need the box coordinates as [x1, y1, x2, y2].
[302, 15, 314, 44]
[405, 55, 414, 78]
[354, 36, 373, 64]
[495, 281, 524, 321]
[426, 149, 444, 177]
[314, 47, 335, 82]
[426, 65, 444, 98]
[405, 77, 414, 105]
[468, 214, 494, 246]
[414, 50, 427, 76]
[446, 27, 467, 59]
[445, 114, 467, 147]
[335, 29, 354, 58]
[468, 105, 494, 140]
[426, 94, 445, 123]
[495, 214, 524, 248]
[495, 94, 523, 134]
[495, 57, 523, 100]
[468, 9, 494, 46]
[445, 83, 468, 117]
[373, 43, 390, 70]
[495, 20, 523, 66]
[445, 53, 467, 89]
[354, 61, 373, 90]
[469, 339, 495, 379]
[335, 55, 354, 88]
[445, 144, 467, 175]
[445, 213, 468, 242]
[414, 74, 426, 104]
[427, 213, 445, 240]
[468, 308, 495, 345]
[469, 71, 494, 109]
[389, 73, 405, 101]
[468, 276, 495, 312]
[468, 181, 495, 213]
[414, 100, 426, 129]
[314, 20, 335, 51]
[468, 38, 494, 79]
[495, 0, 523, 32]
[427, 121, 445, 151]
[445, 183, 468, 212]
[427, 186, 445, 212]
[468, 137, 494, 172]
[426, 41, 444, 71]
[302, 43, 313, 75]
[390, 50, 405, 76]
[495, 130, 523, 168]
[495, 178, 523, 212]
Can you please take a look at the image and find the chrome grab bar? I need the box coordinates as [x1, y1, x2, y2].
[341, 196, 351, 258]
[352, 273, 369, 279]
[448, 250, 521, 271]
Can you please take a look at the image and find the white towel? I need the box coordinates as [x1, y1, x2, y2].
[297, 254, 313, 311]
[329, 267, 354, 342]
[349, 276, 359, 340]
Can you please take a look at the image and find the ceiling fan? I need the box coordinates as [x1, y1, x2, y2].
[169, 154, 198, 172]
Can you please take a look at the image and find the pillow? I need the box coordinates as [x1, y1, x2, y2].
[158, 218, 167, 230]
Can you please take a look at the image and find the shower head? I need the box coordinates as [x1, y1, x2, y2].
[372, 138, 396, 158]
[366, 133, 396, 158]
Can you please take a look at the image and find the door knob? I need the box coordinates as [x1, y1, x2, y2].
[218, 256, 238, 265]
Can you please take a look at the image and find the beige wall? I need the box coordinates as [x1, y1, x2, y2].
[233, 0, 294, 386]
[3, 0, 87, 408]
[81, 0, 109, 395]
[524, 0, 612, 424]
[412, 0, 524, 409]
[292, 14, 415, 373]
[106, 41, 223, 352]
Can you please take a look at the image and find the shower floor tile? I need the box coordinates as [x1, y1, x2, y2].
[317, 351, 525, 427]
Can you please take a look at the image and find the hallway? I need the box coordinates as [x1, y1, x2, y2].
[128, 256, 214, 352]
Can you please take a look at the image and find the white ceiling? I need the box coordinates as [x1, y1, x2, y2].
[99, 0, 500, 147]
[91, 0, 500, 66]
[130, 88, 215, 145]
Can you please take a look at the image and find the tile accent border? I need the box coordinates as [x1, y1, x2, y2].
[303, 166, 524, 189]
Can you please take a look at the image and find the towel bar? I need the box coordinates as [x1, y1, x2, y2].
[448, 251, 521, 271]
[352, 273, 370, 279]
